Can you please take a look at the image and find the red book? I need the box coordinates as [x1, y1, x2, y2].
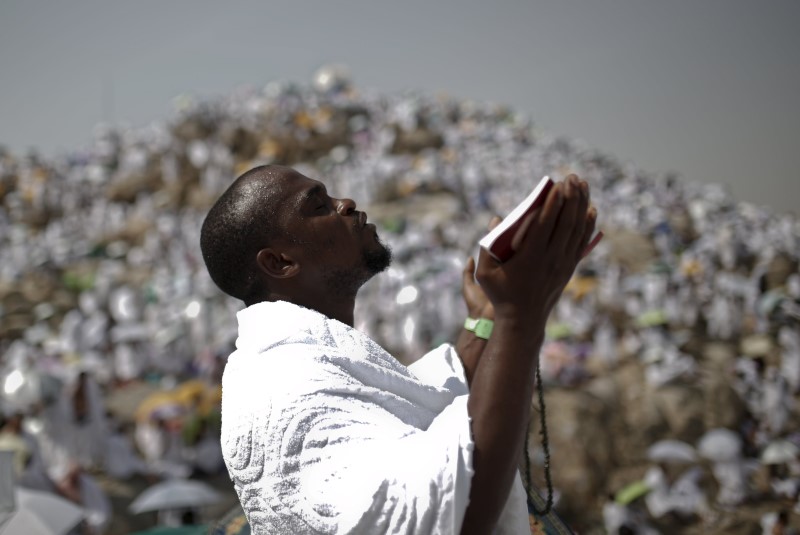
[479, 176, 603, 262]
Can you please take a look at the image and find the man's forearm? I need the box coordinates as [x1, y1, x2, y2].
[454, 328, 487, 387]
[455, 302, 494, 387]
[460, 314, 545, 534]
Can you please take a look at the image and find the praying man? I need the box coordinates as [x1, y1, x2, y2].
[200, 165, 595, 534]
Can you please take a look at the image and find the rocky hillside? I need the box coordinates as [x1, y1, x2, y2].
[1, 67, 798, 533]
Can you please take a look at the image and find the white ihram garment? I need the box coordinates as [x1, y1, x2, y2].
[222, 301, 529, 534]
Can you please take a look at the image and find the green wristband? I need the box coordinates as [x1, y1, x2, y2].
[464, 317, 494, 340]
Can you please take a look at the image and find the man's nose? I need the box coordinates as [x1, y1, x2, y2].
[336, 197, 356, 215]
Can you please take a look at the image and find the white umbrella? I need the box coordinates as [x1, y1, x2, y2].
[0, 487, 85, 535]
[0, 368, 43, 413]
[647, 439, 697, 463]
[697, 428, 742, 462]
[129, 478, 222, 514]
[761, 439, 800, 465]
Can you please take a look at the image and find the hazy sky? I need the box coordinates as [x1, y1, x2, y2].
[1, 1, 798, 214]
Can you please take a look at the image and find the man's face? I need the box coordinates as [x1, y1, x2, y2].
[276, 170, 392, 294]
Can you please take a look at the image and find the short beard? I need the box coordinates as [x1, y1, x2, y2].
[323, 242, 393, 298]
[364, 240, 393, 276]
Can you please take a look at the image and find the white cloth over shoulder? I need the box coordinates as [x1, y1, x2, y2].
[221, 301, 528, 535]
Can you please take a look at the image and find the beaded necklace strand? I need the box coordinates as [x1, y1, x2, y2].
[524, 357, 554, 516]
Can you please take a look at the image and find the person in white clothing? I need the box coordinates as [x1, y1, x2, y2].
[200, 165, 596, 534]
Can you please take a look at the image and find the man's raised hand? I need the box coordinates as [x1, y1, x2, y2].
[474, 174, 595, 323]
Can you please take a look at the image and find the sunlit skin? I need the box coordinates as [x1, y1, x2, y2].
[252, 167, 392, 327]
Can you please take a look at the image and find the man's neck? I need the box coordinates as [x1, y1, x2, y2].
[265, 293, 356, 327]
[313, 298, 356, 327]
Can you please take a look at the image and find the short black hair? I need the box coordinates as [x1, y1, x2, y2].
[200, 165, 287, 304]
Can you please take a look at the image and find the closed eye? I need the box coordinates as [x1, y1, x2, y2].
[301, 183, 331, 214]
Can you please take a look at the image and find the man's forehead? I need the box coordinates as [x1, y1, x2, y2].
[243, 166, 309, 196]
[276, 170, 326, 206]
[246, 167, 328, 218]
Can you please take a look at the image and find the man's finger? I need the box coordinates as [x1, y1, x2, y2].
[476, 243, 501, 276]
[548, 176, 580, 257]
[577, 206, 598, 260]
[510, 212, 536, 252]
[513, 182, 564, 259]
[463, 256, 476, 283]
[565, 179, 590, 259]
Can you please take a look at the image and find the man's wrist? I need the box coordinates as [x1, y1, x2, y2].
[464, 317, 494, 339]
[467, 305, 494, 320]
[493, 305, 548, 328]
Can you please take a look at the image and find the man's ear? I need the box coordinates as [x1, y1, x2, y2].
[256, 248, 300, 279]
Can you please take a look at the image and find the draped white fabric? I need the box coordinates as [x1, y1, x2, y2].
[221, 300, 528, 534]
